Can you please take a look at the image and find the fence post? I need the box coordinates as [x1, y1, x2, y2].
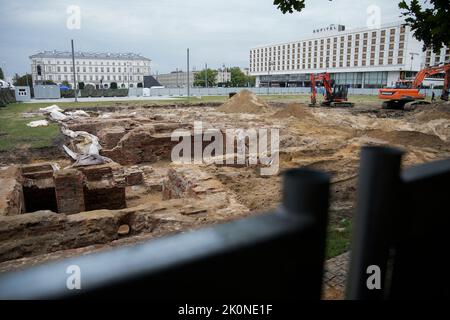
[281, 168, 330, 298]
[346, 146, 403, 300]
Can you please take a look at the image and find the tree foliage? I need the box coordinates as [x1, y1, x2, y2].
[110, 82, 118, 89]
[229, 67, 256, 87]
[61, 80, 72, 88]
[273, 0, 305, 14]
[399, 0, 450, 52]
[194, 69, 218, 87]
[12, 73, 32, 87]
[273, 0, 449, 52]
[0, 67, 4, 80]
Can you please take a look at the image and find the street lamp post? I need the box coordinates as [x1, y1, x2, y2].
[187, 48, 190, 100]
[409, 52, 419, 75]
[70, 40, 78, 102]
[267, 60, 275, 95]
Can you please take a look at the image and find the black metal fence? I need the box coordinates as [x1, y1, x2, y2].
[347, 146, 450, 299]
[0, 146, 449, 300]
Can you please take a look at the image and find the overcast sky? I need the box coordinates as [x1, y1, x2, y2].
[0, 0, 404, 77]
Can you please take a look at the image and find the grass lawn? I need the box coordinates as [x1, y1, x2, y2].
[325, 218, 352, 259]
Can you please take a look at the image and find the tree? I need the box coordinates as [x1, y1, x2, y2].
[228, 67, 256, 87]
[273, 0, 449, 52]
[12, 73, 33, 87]
[273, 0, 305, 14]
[110, 82, 118, 89]
[78, 82, 85, 90]
[0, 67, 4, 80]
[194, 69, 218, 87]
[61, 81, 72, 88]
[399, 0, 450, 52]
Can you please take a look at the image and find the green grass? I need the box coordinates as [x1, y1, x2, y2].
[325, 218, 352, 259]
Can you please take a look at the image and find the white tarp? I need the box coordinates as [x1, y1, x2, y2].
[49, 110, 68, 121]
[61, 127, 101, 155]
[65, 110, 90, 117]
[26, 120, 49, 127]
[39, 105, 63, 113]
[62, 127, 112, 166]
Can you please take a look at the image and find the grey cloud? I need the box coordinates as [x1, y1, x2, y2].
[0, 0, 403, 76]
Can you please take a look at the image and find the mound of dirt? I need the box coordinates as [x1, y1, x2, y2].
[366, 129, 448, 149]
[411, 104, 450, 122]
[217, 90, 269, 114]
[273, 103, 314, 119]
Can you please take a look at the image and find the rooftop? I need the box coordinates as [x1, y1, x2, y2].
[29, 50, 151, 61]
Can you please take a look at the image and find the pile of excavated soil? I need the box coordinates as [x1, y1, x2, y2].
[217, 90, 269, 114]
[273, 103, 314, 120]
[365, 129, 448, 149]
[410, 104, 450, 122]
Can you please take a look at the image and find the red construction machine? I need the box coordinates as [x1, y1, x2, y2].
[309, 73, 354, 108]
[378, 63, 450, 110]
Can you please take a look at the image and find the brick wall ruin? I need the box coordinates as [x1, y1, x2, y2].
[0, 164, 248, 264]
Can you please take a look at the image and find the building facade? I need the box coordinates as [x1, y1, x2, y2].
[250, 22, 449, 88]
[156, 71, 195, 88]
[156, 69, 232, 88]
[30, 51, 151, 89]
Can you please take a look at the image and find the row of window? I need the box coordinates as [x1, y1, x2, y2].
[251, 27, 403, 57]
[250, 55, 404, 72]
[259, 71, 389, 89]
[36, 65, 148, 74]
[41, 74, 143, 82]
[250, 27, 406, 72]
[35, 59, 148, 67]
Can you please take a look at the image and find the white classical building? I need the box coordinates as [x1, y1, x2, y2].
[250, 22, 449, 88]
[30, 51, 151, 89]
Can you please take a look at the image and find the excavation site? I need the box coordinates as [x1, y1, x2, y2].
[1, 91, 450, 298]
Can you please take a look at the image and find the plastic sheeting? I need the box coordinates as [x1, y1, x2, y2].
[26, 120, 49, 127]
[39, 105, 63, 113]
[62, 127, 102, 155]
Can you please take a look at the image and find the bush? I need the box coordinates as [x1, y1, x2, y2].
[110, 82, 118, 89]
[80, 88, 128, 98]
[137, 82, 143, 88]
[60, 89, 75, 98]
[78, 82, 85, 90]
[0, 89, 16, 107]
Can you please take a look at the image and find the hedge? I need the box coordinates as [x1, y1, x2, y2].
[0, 89, 16, 107]
[80, 89, 129, 98]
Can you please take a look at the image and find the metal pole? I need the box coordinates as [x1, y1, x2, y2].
[281, 167, 330, 299]
[187, 48, 190, 99]
[71, 39, 78, 102]
[205, 63, 208, 89]
[346, 146, 403, 300]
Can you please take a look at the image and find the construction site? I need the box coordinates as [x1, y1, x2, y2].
[1, 88, 450, 298]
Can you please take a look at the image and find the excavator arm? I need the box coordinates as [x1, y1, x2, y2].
[309, 73, 353, 108]
[412, 64, 450, 89]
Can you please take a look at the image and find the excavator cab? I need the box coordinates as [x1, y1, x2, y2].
[332, 84, 349, 101]
[310, 73, 354, 108]
[379, 63, 450, 110]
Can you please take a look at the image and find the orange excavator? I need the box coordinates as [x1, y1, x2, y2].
[378, 63, 450, 110]
[309, 73, 354, 108]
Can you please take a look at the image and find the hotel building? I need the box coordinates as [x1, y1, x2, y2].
[250, 22, 449, 88]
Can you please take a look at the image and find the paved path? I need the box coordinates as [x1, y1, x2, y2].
[322, 252, 350, 300]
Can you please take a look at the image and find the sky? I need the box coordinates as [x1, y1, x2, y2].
[0, 0, 404, 78]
